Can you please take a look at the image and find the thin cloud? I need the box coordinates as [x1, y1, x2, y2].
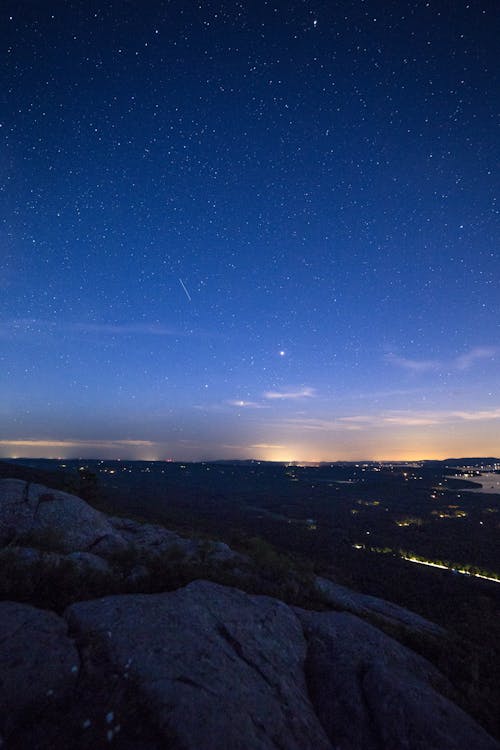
[274, 407, 500, 433]
[264, 387, 316, 400]
[338, 416, 373, 423]
[385, 353, 441, 372]
[450, 408, 500, 421]
[276, 417, 357, 431]
[226, 399, 266, 408]
[349, 409, 500, 428]
[336, 414, 432, 427]
[0, 318, 185, 338]
[380, 409, 500, 426]
[455, 347, 498, 370]
[72, 322, 179, 336]
[0, 439, 156, 448]
[386, 346, 498, 373]
[355, 386, 439, 400]
[250, 443, 286, 450]
[195, 400, 269, 412]
[381, 415, 441, 426]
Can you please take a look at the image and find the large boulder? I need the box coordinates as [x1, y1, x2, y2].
[108, 515, 199, 559]
[0, 479, 126, 554]
[0, 602, 80, 738]
[65, 580, 332, 750]
[109, 515, 248, 566]
[296, 608, 499, 750]
[315, 576, 446, 638]
[1, 581, 498, 750]
[65, 551, 113, 576]
[0, 476, 498, 749]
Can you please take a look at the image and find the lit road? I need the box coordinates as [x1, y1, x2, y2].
[401, 555, 500, 584]
[352, 545, 500, 585]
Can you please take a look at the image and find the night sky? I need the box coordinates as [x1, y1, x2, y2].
[1, 1, 498, 462]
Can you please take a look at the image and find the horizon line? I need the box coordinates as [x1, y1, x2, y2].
[2, 455, 499, 464]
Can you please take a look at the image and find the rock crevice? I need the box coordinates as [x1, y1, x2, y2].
[0, 478, 499, 750]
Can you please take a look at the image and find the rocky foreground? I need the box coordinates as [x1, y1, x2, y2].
[0, 478, 498, 749]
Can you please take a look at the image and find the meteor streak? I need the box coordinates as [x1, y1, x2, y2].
[179, 278, 192, 302]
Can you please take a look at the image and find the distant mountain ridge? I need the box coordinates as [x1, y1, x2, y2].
[3, 457, 500, 469]
[443, 458, 500, 466]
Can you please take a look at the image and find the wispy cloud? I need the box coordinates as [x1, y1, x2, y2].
[226, 399, 267, 409]
[379, 415, 442, 426]
[273, 407, 500, 433]
[386, 346, 498, 373]
[0, 318, 184, 338]
[0, 439, 156, 448]
[275, 417, 358, 432]
[336, 414, 442, 427]
[227, 390, 316, 408]
[250, 443, 286, 450]
[72, 322, 179, 336]
[263, 387, 316, 400]
[385, 353, 440, 372]
[355, 386, 440, 400]
[449, 408, 500, 421]
[455, 347, 499, 370]
[354, 408, 500, 427]
[193, 400, 270, 412]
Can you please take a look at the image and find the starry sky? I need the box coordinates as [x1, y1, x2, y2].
[1, 0, 499, 462]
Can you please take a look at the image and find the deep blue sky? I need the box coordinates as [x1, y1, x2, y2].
[1, 0, 499, 461]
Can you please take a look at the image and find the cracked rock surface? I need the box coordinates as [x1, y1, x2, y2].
[0, 601, 80, 737]
[0, 478, 125, 553]
[315, 576, 446, 638]
[0, 582, 499, 749]
[65, 580, 331, 750]
[297, 608, 499, 750]
[0, 479, 499, 749]
[62, 581, 497, 750]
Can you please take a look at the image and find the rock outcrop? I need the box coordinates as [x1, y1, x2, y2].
[65, 581, 332, 750]
[0, 478, 499, 749]
[1, 581, 497, 749]
[108, 514, 247, 565]
[0, 478, 125, 554]
[0, 601, 80, 738]
[0, 479, 246, 590]
[297, 607, 497, 750]
[315, 576, 446, 638]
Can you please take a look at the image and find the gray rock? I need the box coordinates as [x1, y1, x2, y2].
[125, 563, 150, 584]
[65, 551, 112, 576]
[0, 545, 47, 565]
[65, 580, 332, 750]
[108, 515, 198, 559]
[315, 576, 446, 637]
[0, 545, 64, 572]
[86, 532, 129, 557]
[0, 479, 126, 554]
[0, 546, 112, 580]
[0, 478, 497, 749]
[296, 608, 499, 750]
[203, 540, 249, 565]
[0, 601, 80, 737]
[108, 517, 248, 569]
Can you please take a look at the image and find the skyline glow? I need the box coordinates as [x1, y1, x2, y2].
[1, 1, 498, 461]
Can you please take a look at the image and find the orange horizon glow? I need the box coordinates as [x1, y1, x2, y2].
[0, 436, 497, 464]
